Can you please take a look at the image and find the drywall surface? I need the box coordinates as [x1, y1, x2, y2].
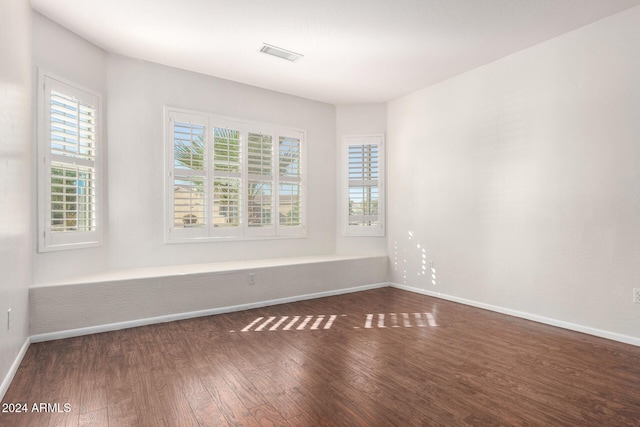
[30, 255, 387, 336]
[30, 13, 337, 284]
[105, 54, 336, 272]
[387, 6, 640, 340]
[31, 11, 109, 283]
[0, 0, 32, 398]
[335, 104, 388, 255]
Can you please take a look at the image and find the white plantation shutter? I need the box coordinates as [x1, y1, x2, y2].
[343, 134, 385, 236]
[50, 91, 96, 163]
[172, 117, 207, 237]
[212, 123, 242, 236]
[165, 107, 306, 242]
[278, 131, 303, 234]
[50, 163, 95, 232]
[247, 129, 274, 234]
[39, 74, 102, 251]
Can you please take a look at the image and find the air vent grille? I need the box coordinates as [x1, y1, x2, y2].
[260, 44, 303, 62]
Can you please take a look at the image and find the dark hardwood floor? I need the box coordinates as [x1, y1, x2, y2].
[2, 287, 640, 426]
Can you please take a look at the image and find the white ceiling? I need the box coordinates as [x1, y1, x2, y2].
[30, 0, 640, 105]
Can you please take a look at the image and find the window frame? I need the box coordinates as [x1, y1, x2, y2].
[342, 133, 385, 237]
[37, 70, 104, 252]
[165, 107, 306, 243]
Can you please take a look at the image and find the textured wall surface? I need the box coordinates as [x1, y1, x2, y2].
[31, 13, 337, 285]
[30, 256, 388, 336]
[387, 6, 640, 340]
[105, 54, 336, 272]
[335, 104, 388, 255]
[31, 11, 109, 284]
[0, 0, 32, 398]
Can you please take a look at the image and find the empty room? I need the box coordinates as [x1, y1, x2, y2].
[2, 0, 640, 425]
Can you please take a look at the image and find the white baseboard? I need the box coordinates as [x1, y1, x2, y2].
[0, 337, 30, 401]
[391, 282, 640, 347]
[30, 282, 389, 343]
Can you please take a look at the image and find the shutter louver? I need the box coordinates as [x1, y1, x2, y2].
[173, 122, 206, 229]
[50, 91, 96, 163]
[278, 135, 301, 227]
[213, 127, 241, 228]
[247, 132, 273, 228]
[49, 90, 97, 233]
[348, 143, 379, 226]
[50, 162, 95, 232]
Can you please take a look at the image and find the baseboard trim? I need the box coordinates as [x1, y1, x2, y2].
[30, 282, 389, 343]
[0, 337, 30, 401]
[391, 282, 640, 347]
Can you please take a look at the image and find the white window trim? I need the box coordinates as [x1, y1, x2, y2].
[37, 70, 104, 252]
[165, 106, 307, 243]
[342, 133, 385, 237]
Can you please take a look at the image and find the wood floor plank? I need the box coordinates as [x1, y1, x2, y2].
[188, 391, 230, 427]
[285, 412, 318, 427]
[248, 403, 292, 427]
[47, 411, 79, 427]
[200, 375, 260, 427]
[204, 353, 268, 410]
[78, 408, 108, 427]
[4, 287, 640, 426]
[150, 370, 200, 427]
[240, 368, 306, 420]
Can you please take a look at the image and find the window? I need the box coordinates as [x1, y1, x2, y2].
[38, 72, 103, 251]
[166, 108, 305, 242]
[342, 134, 385, 236]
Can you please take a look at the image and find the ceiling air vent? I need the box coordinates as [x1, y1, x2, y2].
[260, 43, 303, 62]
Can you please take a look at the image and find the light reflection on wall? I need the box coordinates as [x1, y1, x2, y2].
[393, 230, 440, 288]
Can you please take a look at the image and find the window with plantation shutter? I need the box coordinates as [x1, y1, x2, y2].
[38, 72, 103, 251]
[343, 134, 385, 236]
[165, 107, 305, 242]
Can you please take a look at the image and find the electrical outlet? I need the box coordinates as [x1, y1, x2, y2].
[248, 273, 256, 285]
[634, 288, 640, 304]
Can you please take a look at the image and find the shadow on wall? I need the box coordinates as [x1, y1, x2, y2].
[392, 230, 439, 287]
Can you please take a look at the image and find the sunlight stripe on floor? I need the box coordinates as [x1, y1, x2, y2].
[310, 315, 325, 330]
[426, 313, 437, 326]
[241, 317, 264, 332]
[239, 312, 437, 332]
[390, 313, 399, 327]
[377, 314, 386, 328]
[283, 316, 300, 330]
[358, 313, 437, 329]
[402, 313, 412, 327]
[297, 315, 314, 330]
[364, 314, 373, 329]
[255, 316, 276, 331]
[324, 315, 337, 329]
[269, 316, 289, 331]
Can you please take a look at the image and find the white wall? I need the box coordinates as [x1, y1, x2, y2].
[31, 11, 109, 284]
[31, 13, 337, 284]
[106, 55, 336, 272]
[387, 6, 640, 341]
[0, 0, 32, 398]
[335, 104, 387, 255]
